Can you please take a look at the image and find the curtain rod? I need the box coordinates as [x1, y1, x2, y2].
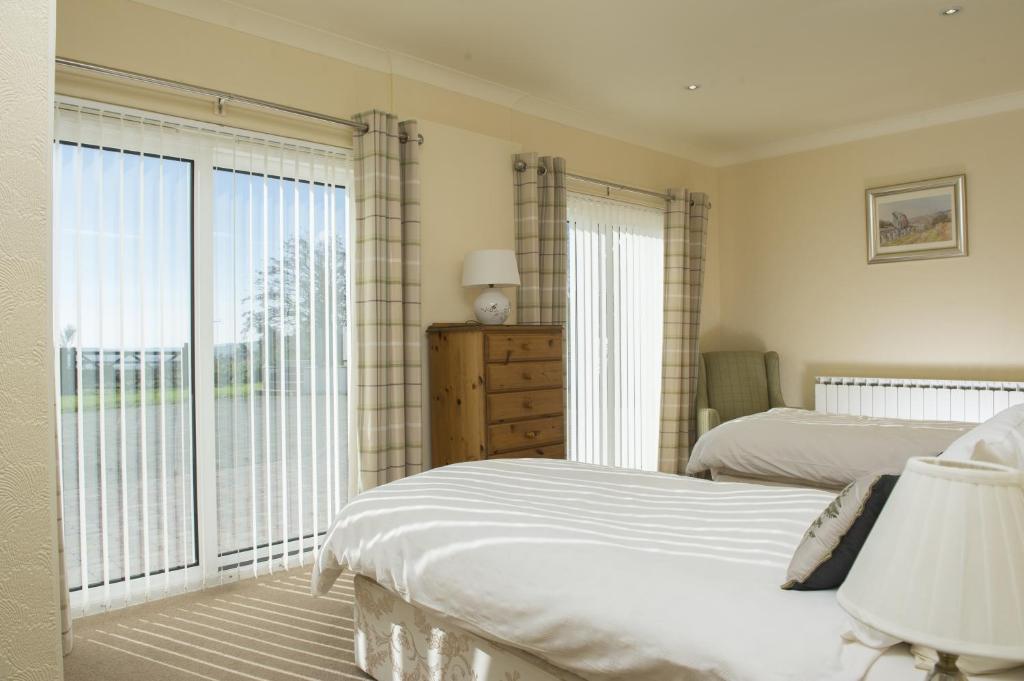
[572, 172, 672, 202]
[513, 159, 708, 205]
[55, 56, 424, 145]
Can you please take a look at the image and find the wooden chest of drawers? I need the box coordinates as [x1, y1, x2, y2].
[427, 323, 565, 467]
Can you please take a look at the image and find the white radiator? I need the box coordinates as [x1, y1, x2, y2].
[814, 376, 1024, 423]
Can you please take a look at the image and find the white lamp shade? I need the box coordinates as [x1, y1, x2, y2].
[461, 249, 521, 288]
[838, 457, 1024, 661]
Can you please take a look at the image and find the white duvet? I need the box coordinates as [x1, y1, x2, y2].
[687, 408, 972, 489]
[313, 459, 890, 681]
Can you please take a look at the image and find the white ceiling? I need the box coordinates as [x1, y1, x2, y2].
[137, 0, 1024, 166]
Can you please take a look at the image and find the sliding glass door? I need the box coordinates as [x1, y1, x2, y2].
[53, 99, 351, 615]
[566, 193, 664, 471]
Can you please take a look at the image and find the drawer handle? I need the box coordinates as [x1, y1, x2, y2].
[522, 399, 534, 409]
[525, 430, 540, 439]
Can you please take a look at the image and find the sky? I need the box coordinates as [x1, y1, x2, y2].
[878, 190, 951, 222]
[54, 143, 347, 351]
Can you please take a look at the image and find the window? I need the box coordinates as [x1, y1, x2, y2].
[53, 99, 351, 615]
[566, 193, 664, 471]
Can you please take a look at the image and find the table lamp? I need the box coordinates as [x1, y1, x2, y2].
[461, 249, 521, 324]
[838, 456, 1024, 680]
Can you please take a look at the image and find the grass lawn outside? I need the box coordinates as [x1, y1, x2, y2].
[60, 383, 264, 411]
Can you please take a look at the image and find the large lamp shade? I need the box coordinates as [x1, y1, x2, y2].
[838, 456, 1024, 662]
[461, 249, 521, 288]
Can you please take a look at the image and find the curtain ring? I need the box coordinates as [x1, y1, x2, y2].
[512, 158, 548, 175]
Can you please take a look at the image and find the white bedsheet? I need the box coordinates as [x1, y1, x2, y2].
[313, 459, 893, 681]
[687, 408, 971, 489]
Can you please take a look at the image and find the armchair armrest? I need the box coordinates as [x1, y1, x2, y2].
[697, 407, 721, 438]
[765, 351, 787, 408]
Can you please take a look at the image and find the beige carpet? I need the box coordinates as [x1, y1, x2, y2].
[63, 568, 371, 681]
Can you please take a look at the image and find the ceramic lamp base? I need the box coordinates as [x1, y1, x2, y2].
[473, 287, 511, 324]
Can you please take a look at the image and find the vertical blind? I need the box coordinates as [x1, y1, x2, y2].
[53, 105, 196, 612]
[211, 144, 349, 579]
[566, 193, 664, 471]
[53, 99, 351, 615]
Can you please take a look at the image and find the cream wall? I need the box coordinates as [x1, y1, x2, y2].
[0, 1, 63, 680]
[717, 109, 1024, 407]
[417, 121, 521, 324]
[55, 0, 719, 464]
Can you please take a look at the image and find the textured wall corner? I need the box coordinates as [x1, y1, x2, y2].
[0, 0, 62, 680]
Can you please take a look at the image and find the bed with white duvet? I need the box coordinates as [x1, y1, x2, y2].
[686, 408, 972, 490]
[312, 458, 1023, 681]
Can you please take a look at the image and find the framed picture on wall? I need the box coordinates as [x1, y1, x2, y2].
[866, 175, 967, 264]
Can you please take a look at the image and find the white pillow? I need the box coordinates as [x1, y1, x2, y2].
[940, 403, 1024, 468]
[972, 438, 1024, 469]
[687, 408, 970, 490]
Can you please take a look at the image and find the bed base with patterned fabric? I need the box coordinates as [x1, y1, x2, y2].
[351, 574, 1008, 681]
[353, 575, 586, 681]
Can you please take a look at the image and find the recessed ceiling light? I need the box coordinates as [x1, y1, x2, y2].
[941, 6, 961, 15]
[686, 83, 701, 91]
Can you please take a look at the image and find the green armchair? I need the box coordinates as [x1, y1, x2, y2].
[696, 351, 786, 438]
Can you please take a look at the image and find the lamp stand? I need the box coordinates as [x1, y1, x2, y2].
[924, 652, 967, 681]
[473, 285, 511, 325]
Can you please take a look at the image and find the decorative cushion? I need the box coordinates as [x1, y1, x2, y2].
[782, 473, 899, 590]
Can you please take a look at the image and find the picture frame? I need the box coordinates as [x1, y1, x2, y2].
[866, 175, 966, 264]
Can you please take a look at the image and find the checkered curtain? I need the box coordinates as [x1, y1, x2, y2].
[658, 191, 710, 474]
[352, 111, 422, 491]
[514, 153, 567, 324]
